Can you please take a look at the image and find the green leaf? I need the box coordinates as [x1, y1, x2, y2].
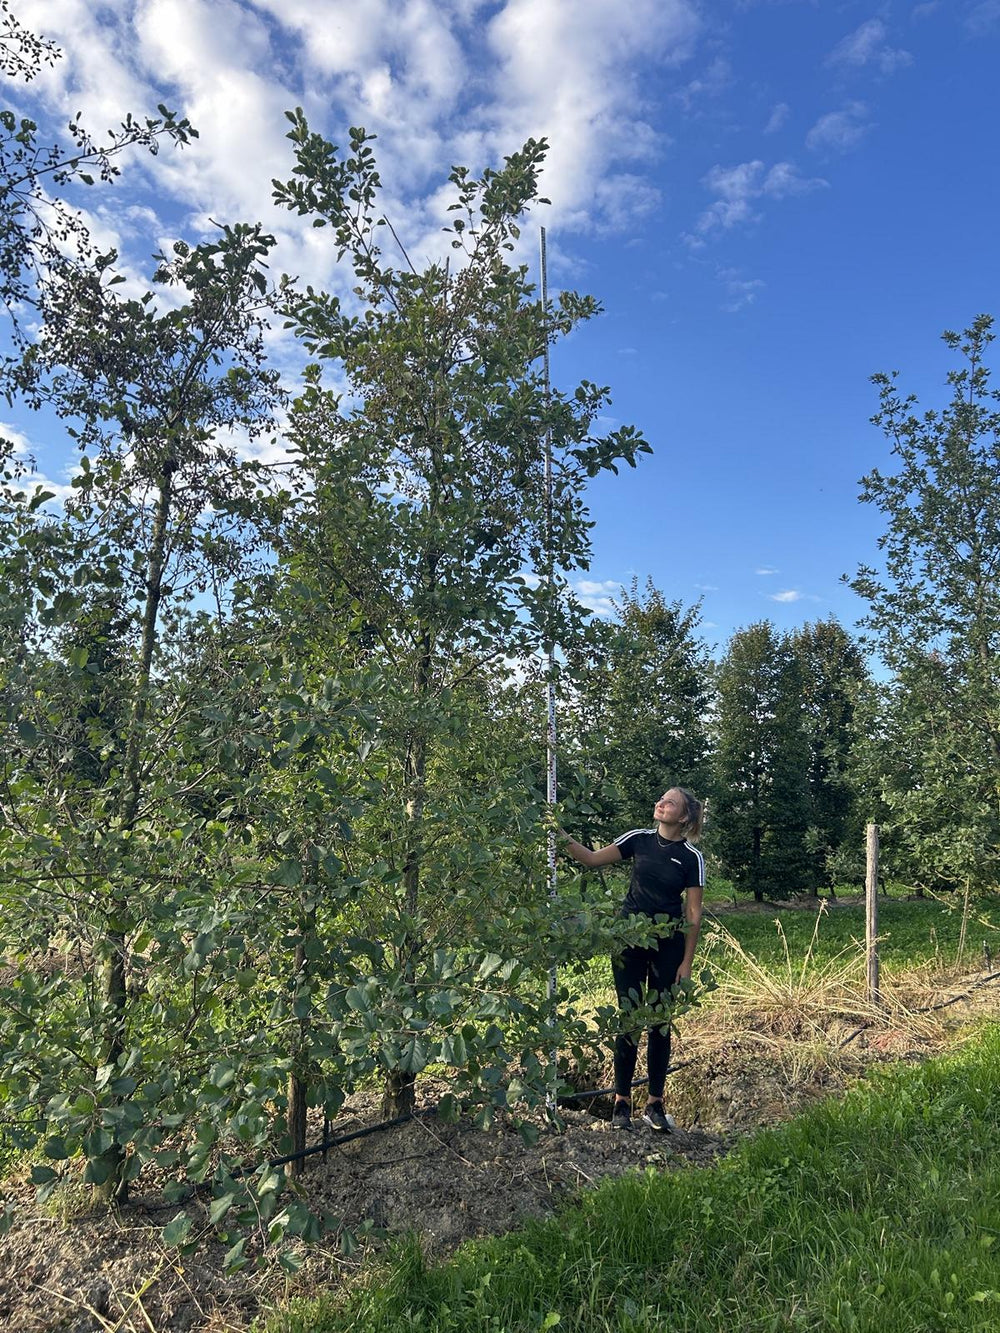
[83, 1156, 111, 1186]
[257, 1169, 282, 1197]
[160, 1214, 192, 1246]
[16, 719, 38, 745]
[223, 1237, 249, 1272]
[477, 953, 503, 980]
[208, 1193, 236, 1225]
[30, 1165, 57, 1185]
[272, 858, 302, 887]
[278, 1247, 304, 1274]
[449, 1033, 467, 1066]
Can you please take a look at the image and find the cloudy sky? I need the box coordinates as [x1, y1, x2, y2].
[6, 0, 1000, 649]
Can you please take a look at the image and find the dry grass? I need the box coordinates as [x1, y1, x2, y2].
[648, 904, 1000, 1136]
[699, 903, 880, 1037]
[567, 900, 1000, 1132]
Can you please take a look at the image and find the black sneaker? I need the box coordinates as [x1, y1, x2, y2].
[611, 1103, 633, 1131]
[642, 1104, 676, 1132]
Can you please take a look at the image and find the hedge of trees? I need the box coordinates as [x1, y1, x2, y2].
[2, 9, 999, 1263]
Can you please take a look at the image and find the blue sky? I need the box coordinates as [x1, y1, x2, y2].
[6, 0, 1000, 655]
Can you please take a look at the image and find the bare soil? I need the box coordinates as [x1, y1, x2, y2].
[2, 963, 998, 1333]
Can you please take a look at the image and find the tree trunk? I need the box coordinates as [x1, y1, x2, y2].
[384, 625, 432, 1118]
[97, 463, 174, 1204]
[382, 1068, 416, 1120]
[286, 1072, 308, 1176]
[286, 906, 311, 1176]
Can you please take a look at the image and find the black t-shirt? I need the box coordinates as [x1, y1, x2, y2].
[614, 829, 705, 919]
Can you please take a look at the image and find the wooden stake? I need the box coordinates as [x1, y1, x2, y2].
[866, 823, 880, 1007]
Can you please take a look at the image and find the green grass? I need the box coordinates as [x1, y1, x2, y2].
[567, 894, 1000, 1006]
[263, 1024, 1000, 1333]
[703, 895, 1000, 977]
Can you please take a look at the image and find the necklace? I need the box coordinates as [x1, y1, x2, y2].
[655, 829, 673, 847]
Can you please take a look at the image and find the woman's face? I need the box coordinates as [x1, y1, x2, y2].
[654, 788, 688, 828]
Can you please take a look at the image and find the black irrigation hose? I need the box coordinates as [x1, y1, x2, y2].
[137, 1109, 441, 1213]
[919, 968, 1000, 1013]
[241, 1108, 438, 1174]
[558, 1059, 696, 1103]
[126, 971, 1000, 1215]
[839, 969, 1000, 1049]
[237, 1059, 700, 1181]
[195, 1060, 702, 1203]
[233, 1063, 700, 1185]
[134, 1060, 701, 1215]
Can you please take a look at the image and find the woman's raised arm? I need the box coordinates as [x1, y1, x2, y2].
[559, 834, 623, 870]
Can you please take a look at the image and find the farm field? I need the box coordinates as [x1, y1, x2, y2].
[3, 892, 1000, 1331]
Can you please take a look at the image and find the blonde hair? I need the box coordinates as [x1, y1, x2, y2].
[676, 787, 705, 841]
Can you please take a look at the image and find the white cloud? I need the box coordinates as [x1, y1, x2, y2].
[827, 19, 912, 75]
[582, 173, 662, 238]
[764, 102, 789, 134]
[761, 161, 826, 197]
[485, 0, 700, 235]
[577, 578, 622, 596]
[18, 0, 705, 302]
[1, 422, 79, 505]
[768, 588, 821, 604]
[18, 472, 79, 505]
[806, 102, 871, 154]
[1, 423, 36, 458]
[965, 1, 1000, 35]
[575, 577, 622, 618]
[696, 160, 766, 232]
[691, 159, 826, 238]
[755, 566, 778, 575]
[674, 56, 732, 111]
[717, 266, 764, 312]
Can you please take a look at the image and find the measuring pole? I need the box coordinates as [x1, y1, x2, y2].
[540, 226, 559, 1113]
[866, 822, 880, 1007]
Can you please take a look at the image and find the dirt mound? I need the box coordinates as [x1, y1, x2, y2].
[0, 1099, 722, 1333]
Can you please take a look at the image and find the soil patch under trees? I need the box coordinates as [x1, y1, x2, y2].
[2, 970, 998, 1333]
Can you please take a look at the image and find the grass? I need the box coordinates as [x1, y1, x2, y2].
[263, 1023, 1000, 1332]
[567, 894, 1000, 1012]
[704, 894, 1000, 977]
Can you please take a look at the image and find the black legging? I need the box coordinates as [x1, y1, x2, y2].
[612, 925, 686, 1099]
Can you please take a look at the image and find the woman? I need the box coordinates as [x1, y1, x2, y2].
[561, 787, 705, 1131]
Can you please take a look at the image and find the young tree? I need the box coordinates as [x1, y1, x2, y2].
[850, 315, 1000, 891]
[712, 621, 812, 899]
[790, 618, 868, 892]
[562, 578, 713, 839]
[273, 122, 651, 1115]
[0, 223, 285, 1204]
